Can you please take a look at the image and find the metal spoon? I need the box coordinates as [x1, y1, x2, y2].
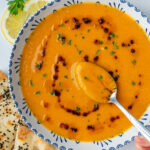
[110, 90, 150, 142]
[75, 61, 150, 142]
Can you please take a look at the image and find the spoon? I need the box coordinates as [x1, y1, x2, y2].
[75, 61, 150, 142]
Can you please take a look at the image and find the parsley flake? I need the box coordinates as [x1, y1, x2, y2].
[59, 82, 62, 86]
[42, 74, 47, 77]
[29, 80, 34, 86]
[64, 75, 68, 79]
[132, 81, 136, 86]
[110, 51, 114, 55]
[35, 91, 40, 95]
[132, 59, 136, 65]
[84, 76, 88, 80]
[68, 40, 72, 45]
[109, 33, 115, 38]
[76, 107, 80, 111]
[94, 104, 98, 108]
[98, 75, 103, 79]
[57, 33, 62, 41]
[96, 49, 101, 54]
[99, 41, 103, 45]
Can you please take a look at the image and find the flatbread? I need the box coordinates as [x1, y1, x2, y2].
[0, 71, 25, 150]
[14, 125, 60, 150]
[0, 70, 60, 149]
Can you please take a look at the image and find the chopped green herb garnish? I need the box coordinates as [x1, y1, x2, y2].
[99, 41, 103, 45]
[74, 34, 78, 37]
[64, 75, 68, 79]
[112, 41, 116, 45]
[35, 91, 40, 95]
[59, 82, 62, 86]
[109, 33, 115, 38]
[42, 74, 47, 77]
[97, 113, 100, 116]
[110, 51, 114, 55]
[50, 90, 55, 95]
[8, 0, 25, 15]
[71, 78, 74, 81]
[36, 64, 41, 70]
[76, 107, 80, 111]
[60, 24, 64, 27]
[88, 119, 90, 122]
[84, 76, 88, 80]
[132, 81, 136, 86]
[29, 80, 34, 86]
[96, 49, 101, 54]
[82, 36, 85, 39]
[78, 50, 83, 55]
[98, 75, 103, 79]
[94, 104, 98, 108]
[116, 75, 120, 78]
[97, 118, 99, 120]
[62, 39, 65, 45]
[87, 29, 91, 32]
[132, 59, 136, 65]
[68, 40, 72, 45]
[104, 46, 108, 50]
[115, 45, 119, 49]
[72, 96, 74, 98]
[60, 89, 63, 92]
[57, 33, 62, 41]
[66, 89, 69, 92]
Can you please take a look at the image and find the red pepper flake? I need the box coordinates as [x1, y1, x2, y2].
[139, 74, 142, 77]
[130, 40, 134, 44]
[82, 18, 91, 24]
[135, 95, 138, 99]
[131, 49, 135, 53]
[60, 123, 69, 130]
[84, 55, 89, 62]
[41, 49, 45, 57]
[128, 104, 133, 110]
[98, 18, 105, 24]
[138, 81, 142, 86]
[44, 102, 49, 108]
[104, 27, 109, 33]
[71, 128, 78, 132]
[87, 125, 95, 130]
[53, 74, 58, 80]
[121, 43, 126, 47]
[93, 56, 99, 62]
[114, 56, 118, 59]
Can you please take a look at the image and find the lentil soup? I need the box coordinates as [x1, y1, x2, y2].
[20, 3, 150, 141]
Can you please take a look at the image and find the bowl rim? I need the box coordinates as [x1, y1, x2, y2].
[8, 0, 150, 150]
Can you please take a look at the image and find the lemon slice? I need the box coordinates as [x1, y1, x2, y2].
[1, 0, 49, 44]
[28, 1, 48, 15]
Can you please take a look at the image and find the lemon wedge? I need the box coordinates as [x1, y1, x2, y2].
[1, 0, 49, 44]
[28, 1, 48, 14]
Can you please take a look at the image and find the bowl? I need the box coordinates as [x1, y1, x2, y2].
[8, 0, 150, 149]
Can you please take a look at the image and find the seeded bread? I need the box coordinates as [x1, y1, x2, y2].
[0, 71, 25, 150]
[14, 125, 60, 150]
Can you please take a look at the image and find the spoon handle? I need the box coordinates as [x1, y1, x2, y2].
[114, 100, 150, 142]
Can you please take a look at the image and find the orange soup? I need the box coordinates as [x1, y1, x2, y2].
[20, 3, 150, 142]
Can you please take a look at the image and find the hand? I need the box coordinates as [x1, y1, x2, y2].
[135, 135, 150, 150]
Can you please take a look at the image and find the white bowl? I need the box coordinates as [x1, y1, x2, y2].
[8, 0, 150, 149]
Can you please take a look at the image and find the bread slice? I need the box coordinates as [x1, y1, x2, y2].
[0, 70, 25, 150]
[14, 125, 60, 150]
